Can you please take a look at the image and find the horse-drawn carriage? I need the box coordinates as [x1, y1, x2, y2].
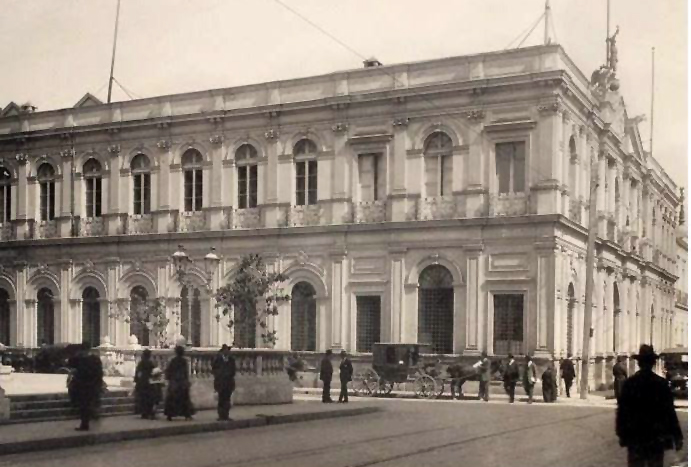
[351, 343, 481, 399]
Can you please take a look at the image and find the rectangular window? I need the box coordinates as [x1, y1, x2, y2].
[425, 155, 452, 197]
[295, 160, 318, 206]
[133, 173, 151, 215]
[441, 155, 452, 196]
[238, 166, 247, 209]
[40, 182, 55, 221]
[143, 174, 150, 214]
[358, 154, 383, 202]
[493, 294, 524, 355]
[0, 186, 10, 223]
[184, 169, 202, 213]
[85, 178, 102, 218]
[496, 142, 526, 195]
[238, 165, 258, 209]
[194, 169, 202, 211]
[295, 161, 306, 206]
[249, 165, 258, 208]
[307, 160, 317, 205]
[356, 295, 381, 353]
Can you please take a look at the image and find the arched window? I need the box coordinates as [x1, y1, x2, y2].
[37, 163, 56, 221]
[294, 139, 318, 206]
[423, 132, 453, 197]
[83, 158, 102, 218]
[566, 283, 575, 356]
[0, 168, 11, 223]
[37, 288, 55, 345]
[82, 287, 100, 347]
[180, 285, 201, 347]
[236, 144, 258, 209]
[131, 154, 151, 215]
[418, 265, 454, 354]
[182, 150, 203, 212]
[291, 282, 317, 351]
[0, 288, 9, 346]
[130, 286, 150, 346]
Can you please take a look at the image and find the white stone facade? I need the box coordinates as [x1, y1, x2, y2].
[0, 46, 682, 388]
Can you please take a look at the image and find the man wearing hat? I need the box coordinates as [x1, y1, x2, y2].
[616, 345, 683, 467]
[338, 350, 353, 403]
[320, 349, 334, 403]
[212, 344, 236, 421]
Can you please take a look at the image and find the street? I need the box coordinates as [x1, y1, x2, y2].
[1, 397, 687, 467]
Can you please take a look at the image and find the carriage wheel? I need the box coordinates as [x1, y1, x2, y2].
[414, 375, 437, 399]
[352, 369, 379, 396]
[376, 379, 394, 396]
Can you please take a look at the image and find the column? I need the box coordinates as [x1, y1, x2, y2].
[390, 121, 410, 222]
[597, 152, 607, 237]
[15, 156, 30, 238]
[24, 299, 37, 347]
[263, 131, 280, 227]
[389, 248, 406, 343]
[553, 247, 565, 357]
[58, 151, 74, 237]
[463, 113, 487, 218]
[533, 104, 562, 214]
[560, 113, 570, 216]
[535, 247, 554, 356]
[464, 245, 484, 355]
[105, 147, 122, 235]
[329, 250, 348, 351]
[207, 135, 225, 230]
[331, 124, 351, 223]
[70, 298, 83, 344]
[155, 141, 173, 234]
[7, 300, 17, 346]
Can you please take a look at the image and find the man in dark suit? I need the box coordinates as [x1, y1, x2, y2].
[612, 355, 628, 402]
[338, 350, 353, 403]
[320, 349, 334, 403]
[475, 352, 491, 402]
[560, 356, 576, 398]
[212, 344, 236, 421]
[616, 345, 683, 467]
[503, 354, 520, 403]
[70, 343, 104, 431]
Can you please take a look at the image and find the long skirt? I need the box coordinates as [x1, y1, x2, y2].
[135, 383, 161, 416]
[164, 380, 195, 418]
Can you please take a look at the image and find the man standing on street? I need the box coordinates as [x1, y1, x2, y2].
[613, 355, 628, 402]
[212, 344, 236, 421]
[523, 355, 537, 404]
[541, 362, 557, 403]
[338, 350, 353, 403]
[70, 343, 104, 431]
[320, 349, 334, 403]
[503, 354, 519, 403]
[474, 352, 491, 402]
[616, 344, 683, 467]
[560, 356, 576, 398]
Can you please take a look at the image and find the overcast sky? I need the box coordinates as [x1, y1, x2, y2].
[0, 0, 687, 194]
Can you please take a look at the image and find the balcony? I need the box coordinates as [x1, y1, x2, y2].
[288, 205, 322, 227]
[418, 196, 457, 220]
[353, 200, 386, 223]
[78, 217, 105, 237]
[232, 207, 261, 229]
[489, 192, 528, 216]
[126, 214, 154, 235]
[176, 211, 207, 233]
[34, 220, 58, 239]
[569, 199, 582, 224]
[0, 223, 14, 241]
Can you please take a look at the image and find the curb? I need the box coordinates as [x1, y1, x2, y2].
[0, 406, 381, 457]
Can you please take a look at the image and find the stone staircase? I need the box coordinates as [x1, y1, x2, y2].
[4, 389, 135, 425]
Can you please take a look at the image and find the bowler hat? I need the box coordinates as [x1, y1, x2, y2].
[633, 344, 659, 362]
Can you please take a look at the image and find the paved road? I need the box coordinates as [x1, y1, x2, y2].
[1, 397, 687, 467]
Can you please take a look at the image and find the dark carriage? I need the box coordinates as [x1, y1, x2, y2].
[660, 347, 688, 399]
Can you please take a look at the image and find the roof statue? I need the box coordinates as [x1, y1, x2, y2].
[607, 26, 620, 73]
[591, 25, 621, 94]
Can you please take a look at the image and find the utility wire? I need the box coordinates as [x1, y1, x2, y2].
[516, 13, 546, 49]
[504, 12, 545, 50]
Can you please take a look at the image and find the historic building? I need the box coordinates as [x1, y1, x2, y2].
[0, 44, 683, 387]
[674, 197, 688, 348]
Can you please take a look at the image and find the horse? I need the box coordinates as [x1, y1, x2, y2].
[447, 361, 506, 399]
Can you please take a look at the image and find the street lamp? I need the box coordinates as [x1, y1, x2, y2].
[203, 247, 221, 286]
[172, 244, 192, 282]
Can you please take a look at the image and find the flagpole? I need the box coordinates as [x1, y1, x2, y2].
[107, 0, 122, 104]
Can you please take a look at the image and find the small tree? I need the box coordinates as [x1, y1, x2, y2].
[215, 254, 290, 348]
[109, 296, 174, 348]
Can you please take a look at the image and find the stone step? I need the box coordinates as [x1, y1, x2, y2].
[6, 403, 136, 424]
[11, 396, 134, 411]
[9, 390, 130, 403]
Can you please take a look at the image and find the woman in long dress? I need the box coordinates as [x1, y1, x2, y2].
[164, 346, 195, 421]
[134, 349, 159, 419]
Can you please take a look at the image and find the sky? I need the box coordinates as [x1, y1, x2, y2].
[0, 0, 687, 194]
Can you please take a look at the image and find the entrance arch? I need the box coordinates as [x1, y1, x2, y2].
[417, 265, 454, 354]
[291, 282, 317, 351]
[82, 287, 101, 347]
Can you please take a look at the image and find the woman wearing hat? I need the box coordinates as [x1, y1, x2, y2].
[616, 345, 683, 466]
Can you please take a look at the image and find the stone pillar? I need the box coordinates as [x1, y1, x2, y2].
[155, 140, 174, 233]
[532, 103, 562, 214]
[7, 300, 16, 347]
[329, 250, 348, 351]
[330, 124, 351, 223]
[534, 246, 554, 357]
[464, 244, 484, 355]
[390, 121, 409, 222]
[14, 157, 30, 238]
[263, 132, 280, 228]
[207, 135, 225, 230]
[389, 248, 406, 343]
[463, 114, 487, 218]
[553, 247, 565, 357]
[24, 299, 37, 347]
[70, 298, 83, 344]
[58, 151, 74, 237]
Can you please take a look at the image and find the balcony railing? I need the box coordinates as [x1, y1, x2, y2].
[78, 217, 105, 237]
[0, 223, 14, 241]
[232, 207, 261, 230]
[288, 205, 322, 227]
[418, 196, 457, 220]
[35, 220, 58, 239]
[489, 192, 528, 216]
[176, 211, 207, 233]
[569, 199, 582, 224]
[353, 200, 386, 223]
[126, 214, 154, 235]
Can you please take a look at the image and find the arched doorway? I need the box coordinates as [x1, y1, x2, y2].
[613, 283, 620, 353]
[418, 265, 454, 354]
[291, 282, 317, 351]
[0, 289, 9, 345]
[130, 286, 150, 346]
[180, 286, 202, 347]
[37, 288, 55, 345]
[567, 283, 575, 356]
[82, 287, 101, 347]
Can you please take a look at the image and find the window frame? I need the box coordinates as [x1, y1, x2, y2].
[423, 132, 453, 197]
[131, 154, 151, 215]
[0, 168, 12, 223]
[83, 159, 103, 218]
[495, 141, 526, 195]
[236, 144, 259, 209]
[37, 163, 56, 222]
[181, 150, 204, 213]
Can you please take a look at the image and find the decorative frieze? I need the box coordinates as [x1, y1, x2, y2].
[537, 101, 563, 114]
[264, 129, 279, 140]
[156, 139, 171, 150]
[107, 144, 121, 155]
[60, 148, 75, 159]
[331, 122, 349, 133]
[15, 153, 29, 164]
[465, 110, 486, 121]
[209, 134, 224, 145]
[392, 117, 410, 127]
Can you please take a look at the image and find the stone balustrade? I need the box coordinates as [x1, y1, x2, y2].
[418, 196, 456, 220]
[126, 214, 154, 235]
[0, 223, 14, 241]
[176, 211, 207, 233]
[288, 205, 322, 227]
[489, 193, 528, 216]
[353, 200, 386, 223]
[232, 207, 262, 229]
[35, 220, 58, 239]
[78, 217, 105, 237]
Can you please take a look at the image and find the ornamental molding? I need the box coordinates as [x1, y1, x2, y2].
[392, 117, 410, 127]
[464, 110, 486, 121]
[60, 148, 76, 159]
[107, 144, 121, 155]
[15, 153, 28, 164]
[331, 122, 349, 133]
[264, 128, 280, 140]
[209, 134, 224, 145]
[537, 101, 563, 114]
[156, 139, 171, 151]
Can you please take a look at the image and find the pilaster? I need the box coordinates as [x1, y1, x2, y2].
[464, 244, 484, 355]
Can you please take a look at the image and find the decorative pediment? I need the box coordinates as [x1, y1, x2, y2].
[74, 93, 104, 108]
[1, 102, 20, 117]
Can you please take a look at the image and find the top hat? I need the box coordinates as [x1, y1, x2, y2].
[633, 344, 659, 362]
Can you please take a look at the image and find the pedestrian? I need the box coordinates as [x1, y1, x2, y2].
[503, 354, 520, 403]
[541, 363, 557, 403]
[616, 344, 683, 467]
[523, 355, 537, 404]
[69, 343, 104, 431]
[320, 349, 334, 403]
[560, 356, 576, 398]
[338, 350, 353, 403]
[212, 344, 236, 421]
[164, 345, 195, 421]
[612, 355, 628, 402]
[474, 352, 491, 401]
[134, 349, 159, 419]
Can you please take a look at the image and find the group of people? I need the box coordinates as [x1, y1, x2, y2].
[319, 349, 353, 403]
[68, 343, 238, 431]
[475, 353, 551, 404]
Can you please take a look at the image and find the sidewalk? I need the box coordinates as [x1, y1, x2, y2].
[0, 401, 381, 457]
